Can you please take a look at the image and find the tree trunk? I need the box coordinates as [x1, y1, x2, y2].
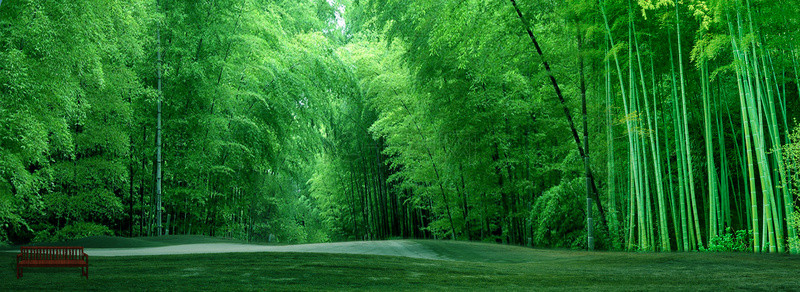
[139, 126, 147, 237]
[605, 36, 618, 248]
[155, 3, 164, 237]
[129, 141, 135, 237]
[675, 1, 703, 249]
[578, 31, 593, 251]
[459, 163, 471, 240]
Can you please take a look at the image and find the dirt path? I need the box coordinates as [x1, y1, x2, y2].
[84, 240, 448, 260]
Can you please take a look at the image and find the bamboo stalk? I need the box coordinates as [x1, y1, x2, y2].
[762, 44, 795, 254]
[725, 103, 749, 231]
[765, 78, 788, 253]
[630, 15, 668, 250]
[701, 61, 720, 240]
[741, 3, 779, 252]
[652, 53, 672, 251]
[628, 4, 647, 250]
[668, 30, 690, 251]
[675, 1, 703, 249]
[716, 96, 730, 232]
[599, 0, 637, 249]
[729, 17, 760, 252]
[606, 36, 619, 247]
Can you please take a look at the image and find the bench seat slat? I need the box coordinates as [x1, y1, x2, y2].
[18, 259, 87, 267]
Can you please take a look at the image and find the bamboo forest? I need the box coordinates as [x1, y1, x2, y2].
[2, 0, 800, 256]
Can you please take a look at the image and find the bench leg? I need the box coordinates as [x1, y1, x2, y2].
[17, 266, 21, 279]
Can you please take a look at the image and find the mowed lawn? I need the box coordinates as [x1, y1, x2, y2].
[3, 238, 800, 291]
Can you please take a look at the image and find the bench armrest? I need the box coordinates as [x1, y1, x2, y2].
[82, 252, 89, 264]
[16, 253, 22, 265]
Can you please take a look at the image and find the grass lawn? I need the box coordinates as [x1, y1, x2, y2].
[3, 238, 800, 291]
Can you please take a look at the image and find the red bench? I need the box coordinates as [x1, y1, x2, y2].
[17, 246, 89, 279]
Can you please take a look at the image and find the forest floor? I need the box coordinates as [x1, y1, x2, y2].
[3, 236, 800, 290]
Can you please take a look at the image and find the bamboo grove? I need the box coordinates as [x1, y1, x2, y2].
[1, 0, 800, 253]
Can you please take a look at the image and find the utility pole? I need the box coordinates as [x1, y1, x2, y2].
[155, 0, 163, 236]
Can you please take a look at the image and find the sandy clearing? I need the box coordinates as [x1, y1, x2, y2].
[83, 240, 448, 260]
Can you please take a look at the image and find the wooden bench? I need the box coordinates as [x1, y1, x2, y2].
[17, 246, 89, 279]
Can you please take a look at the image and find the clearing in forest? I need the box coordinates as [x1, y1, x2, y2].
[3, 236, 799, 290]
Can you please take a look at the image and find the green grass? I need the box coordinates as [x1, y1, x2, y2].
[415, 240, 573, 263]
[3, 239, 800, 291]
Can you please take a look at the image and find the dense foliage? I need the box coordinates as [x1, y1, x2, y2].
[0, 0, 343, 243]
[1, 0, 799, 253]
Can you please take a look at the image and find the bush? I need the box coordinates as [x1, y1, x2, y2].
[530, 178, 585, 248]
[32, 222, 114, 243]
[700, 228, 751, 252]
[790, 210, 800, 252]
[785, 126, 800, 252]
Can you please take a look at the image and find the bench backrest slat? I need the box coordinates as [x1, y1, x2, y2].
[20, 246, 84, 261]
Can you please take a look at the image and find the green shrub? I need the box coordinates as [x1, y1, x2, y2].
[785, 126, 800, 252]
[790, 210, 800, 252]
[700, 228, 751, 252]
[530, 178, 584, 248]
[32, 222, 114, 243]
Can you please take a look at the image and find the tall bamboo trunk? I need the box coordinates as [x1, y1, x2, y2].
[578, 32, 594, 250]
[155, 1, 164, 237]
[730, 19, 760, 252]
[675, 2, 703, 249]
[631, 13, 669, 250]
[605, 37, 619, 247]
[599, 0, 635, 249]
[667, 30, 690, 251]
[701, 62, 720, 240]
